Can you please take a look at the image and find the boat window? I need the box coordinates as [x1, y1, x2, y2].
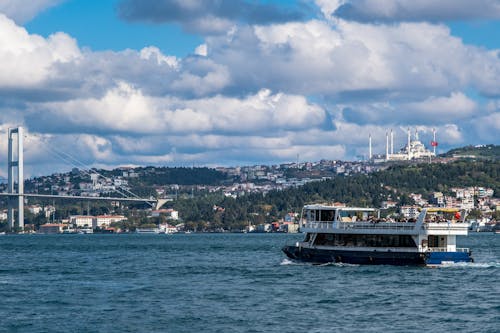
[320, 210, 335, 222]
[314, 234, 417, 247]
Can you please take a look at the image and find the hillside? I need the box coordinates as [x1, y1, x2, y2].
[172, 160, 499, 230]
[441, 144, 500, 160]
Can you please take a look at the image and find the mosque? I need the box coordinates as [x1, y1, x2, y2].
[369, 128, 437, 161]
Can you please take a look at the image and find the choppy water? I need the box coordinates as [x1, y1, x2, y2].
[0, 233, 498, 333]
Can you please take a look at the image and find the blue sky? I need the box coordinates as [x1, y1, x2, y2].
[25, 0, 202, 56]
[0, 0, 500, 176]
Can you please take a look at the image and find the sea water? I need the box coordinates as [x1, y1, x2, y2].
[0, 233, 498, 333]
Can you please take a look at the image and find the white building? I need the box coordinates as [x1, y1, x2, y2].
[159, 224, 178, 234]
[400, 206, 419, 219]
[383, 128, 436, 161]
[95, 215, 127, 228]
[70, 215, 96, 228]
[381, 201, 397, 209]
[151, 209, 179, 220]
[27, 205, 43, 215]
[430, 192, 445, 207]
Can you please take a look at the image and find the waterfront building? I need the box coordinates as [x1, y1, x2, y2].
[95, 215, 127, 228]
[38, 223, 63, 234]
[70, 215, 96, 228]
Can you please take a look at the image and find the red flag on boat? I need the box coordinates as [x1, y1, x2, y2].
[431, 141, 438, 147]
[454, 212, 461, 220]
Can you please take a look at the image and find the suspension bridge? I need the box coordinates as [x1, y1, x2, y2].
[0, 127, 169, 231]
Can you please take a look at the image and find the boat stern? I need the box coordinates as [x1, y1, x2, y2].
[425, 250, 473, 266]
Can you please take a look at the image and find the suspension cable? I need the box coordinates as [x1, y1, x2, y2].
[26, 134, 153, 206]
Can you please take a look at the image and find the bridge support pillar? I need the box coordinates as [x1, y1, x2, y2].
[7, 127, 23, 232]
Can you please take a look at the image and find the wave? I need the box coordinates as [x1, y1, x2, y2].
[433, 261, 500, 269]
[279, 259, 359, 267]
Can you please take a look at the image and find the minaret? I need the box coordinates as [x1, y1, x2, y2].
[386, 131, 389, 161]
[407, 127, 411, 160]
[390, 129, 394, 155]
[369, 134, 372, 161]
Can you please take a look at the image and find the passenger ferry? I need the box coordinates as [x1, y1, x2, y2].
[282, 205, 473, 266]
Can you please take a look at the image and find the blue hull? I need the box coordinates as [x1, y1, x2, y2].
[282, 246, 473, 266]
[425, 251, 473, 265]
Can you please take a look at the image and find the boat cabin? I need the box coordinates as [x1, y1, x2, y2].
[303, 205, 379, 224]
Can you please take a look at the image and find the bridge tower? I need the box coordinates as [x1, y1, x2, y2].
[7, 127, 24, 231]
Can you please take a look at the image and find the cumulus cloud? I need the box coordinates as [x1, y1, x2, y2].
[342, 92, 478, 125]
[0, 4, 499, 175]
[0, 14, 80, 88]
[27, 83, 326, 136]
[318, 0, 500, 22]
[0, 0, 64, 23]
[117, 0, 309, 34]
[0, 15, 231, 103]
[471, 112, 500, 143]
[204, 19, 500, 99]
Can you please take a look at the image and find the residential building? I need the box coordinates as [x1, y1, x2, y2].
[95, 215, 127, 228]
[400, 206, 419, 219]
[70, 215, 96, 228]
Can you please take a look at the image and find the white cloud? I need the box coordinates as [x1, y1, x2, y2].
[325, 0, 500, 22]
[402, 92, 477, 120]
[140, 46, 179, 68]
[206, 19, 500, 99]
[315, 0, 345, 19]
[0, 0, 64, 23]
[34, 83, 326, 135]
[471, 112, 500, 142]
[194, 44, 208, 57]
[0, 14, 80, 87]
[0, 6, 499, 175]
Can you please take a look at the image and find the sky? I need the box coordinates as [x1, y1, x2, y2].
[1, 0, 500, 177]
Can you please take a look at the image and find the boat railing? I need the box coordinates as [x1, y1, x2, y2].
[304, 221, 416, 231]
[423, 223, 469, 231]
[304, 220, 470, 232]
[427, 247, 470, 253]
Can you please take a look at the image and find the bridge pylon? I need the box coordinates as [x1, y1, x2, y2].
[7, 127, 23, 231]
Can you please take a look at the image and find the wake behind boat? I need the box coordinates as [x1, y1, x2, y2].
[282, 205, 473, 266]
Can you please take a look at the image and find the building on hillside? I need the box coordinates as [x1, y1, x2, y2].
[70, 215, 96, 228]
[27, 205, 43, 215]
[370, 128, 436, 162]
[476, 187, 494, 198]
[151, 209, 179, 220]
[400, 206, 419, 219]
[430, 192, 444, 207]
[159, 224, 178, 234]
[381, 201, 397, 209]
[95, 215, 127, 228]
[38, 223, 63, 234]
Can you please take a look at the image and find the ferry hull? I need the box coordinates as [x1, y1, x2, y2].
[425, 251, 473, 265]
[283, 246, 473, 266]
[282, 245, 425, 265]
